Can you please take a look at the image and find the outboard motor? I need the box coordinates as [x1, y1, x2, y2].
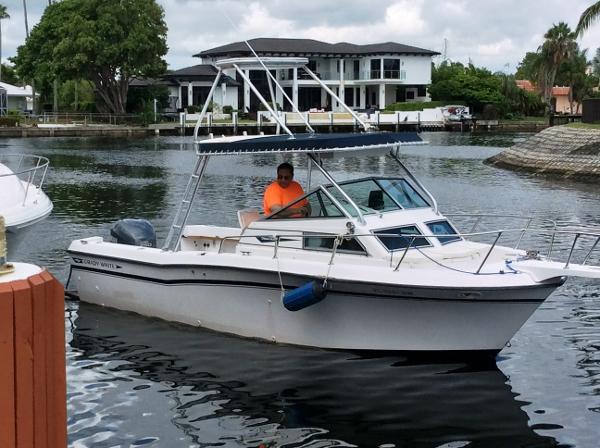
[110, 219, 156, 248]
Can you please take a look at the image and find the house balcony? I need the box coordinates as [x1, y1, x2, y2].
[278, 69, 408, 83]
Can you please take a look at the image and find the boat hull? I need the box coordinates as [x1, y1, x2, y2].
[70, 260, 560, 352]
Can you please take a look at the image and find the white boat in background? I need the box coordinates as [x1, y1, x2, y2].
[68, 55, 600, 356]
[0, 154, 53, 257]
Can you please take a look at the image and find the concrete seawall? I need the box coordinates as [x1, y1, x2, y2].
[486, 125, 600, 177]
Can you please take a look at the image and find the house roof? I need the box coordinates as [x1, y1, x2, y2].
[163, 64, 240, 86]
[129, 77, 178, 87]
[552, 86, 570, 96]
[515, 79, 536, 92]
[516, 80, 572, 97]
[196, 38, 440, 58]
[0, 81, 34, 97]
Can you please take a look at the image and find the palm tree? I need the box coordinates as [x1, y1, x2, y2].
[537, 22, 577, 111]
[576, 1, 600, 37]
[0, 4, 10, 82]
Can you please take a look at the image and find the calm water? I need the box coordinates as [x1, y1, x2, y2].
[4, 132, 600, 447]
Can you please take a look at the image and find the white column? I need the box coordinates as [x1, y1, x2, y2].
[321, 87, 327, 109]
[221, 82, 227, 109]
[275, 70, 283, 109]
[339, 59, 345, 110]
[379, 84, 386, 109]
[178, 85, 182, 109]
[187, 82, 193, 107]
[243, 69, 250, 112]
[360, 85, 366, 109]
[292, 67, 298, 110]
[380, 58, 384, 79]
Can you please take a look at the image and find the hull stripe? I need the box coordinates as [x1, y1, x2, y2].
[71, 265, 549, 304]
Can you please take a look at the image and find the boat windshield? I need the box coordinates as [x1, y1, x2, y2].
[325, 177, 430, 217]
[266, 177, 430, 220]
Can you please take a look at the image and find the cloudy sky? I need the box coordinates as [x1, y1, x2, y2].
[2, 0, 600, 73]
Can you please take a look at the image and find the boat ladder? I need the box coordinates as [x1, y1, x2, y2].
[162, 155, 209, 251]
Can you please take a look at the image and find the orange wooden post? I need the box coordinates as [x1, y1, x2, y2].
[40, 270, 67, 448]
[0, 265, 67, 448]
[12, 279, 35, 448]
[0, 283, 16, 448]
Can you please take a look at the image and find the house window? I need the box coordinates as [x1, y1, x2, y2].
[406, 90, 415, 100]
[383, 59, 400, 79]
[353, 60, 360, 79]
[370, 59, 381, 79]
[347, 88, 354, 107]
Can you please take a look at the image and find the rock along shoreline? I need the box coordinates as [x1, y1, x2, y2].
[485, 125, 600, 178]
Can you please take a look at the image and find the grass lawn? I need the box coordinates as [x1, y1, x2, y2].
[565, 122, 600, 129]
[499, 116, 547, 123]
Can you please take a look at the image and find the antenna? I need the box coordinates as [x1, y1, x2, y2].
[442, 38, 448, 62]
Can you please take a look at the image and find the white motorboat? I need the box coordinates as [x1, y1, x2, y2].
[0, 154, 53, 257]
[68, 56, 600, 356]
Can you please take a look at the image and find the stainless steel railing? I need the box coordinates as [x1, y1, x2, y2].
[205, 224, 600, 276]
[0, 154, 50, 206]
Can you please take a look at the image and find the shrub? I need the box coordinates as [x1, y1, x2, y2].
[222, 105, 233, 115]
[481, 104, 500, 120]
[0, 116, 19, 127]
[384, 101, 465, 112]
[186, 105, 198, 114]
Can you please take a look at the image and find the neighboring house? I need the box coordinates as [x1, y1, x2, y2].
[167, 37, 439, 113]
[516, 80, 578, 113]
[551, 86, 575, 114]
[0, 82, 34, 113]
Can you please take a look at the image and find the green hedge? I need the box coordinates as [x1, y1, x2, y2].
[384, 101, 465, 112]
[0, 117, 19, 127]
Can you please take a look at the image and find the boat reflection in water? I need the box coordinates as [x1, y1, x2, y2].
[68, 303, 559, 448]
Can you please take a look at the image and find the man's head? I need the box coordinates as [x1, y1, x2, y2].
[276, 162, 294, 188]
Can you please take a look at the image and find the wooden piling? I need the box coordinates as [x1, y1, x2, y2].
[0, 266, 67, 448]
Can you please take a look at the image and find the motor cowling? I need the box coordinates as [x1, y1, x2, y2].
[110, 219, 156, 248]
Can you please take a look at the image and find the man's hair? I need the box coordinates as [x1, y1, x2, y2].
[277, 162, 294, 176]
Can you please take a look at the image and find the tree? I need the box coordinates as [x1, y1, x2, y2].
[429, 61, 505, 112]
[0, 4, 9, 82]
[515, 52, 542, 81]
[1, 63, 20, 85]
[13, 0, 168, 114]
[537, 22, 577, 110]
[556, 48, 594, 113]
[576, 1, 600, 36]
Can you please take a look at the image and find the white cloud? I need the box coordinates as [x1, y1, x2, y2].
[477, 38, 515, 57]
[384, 1, 426, 36]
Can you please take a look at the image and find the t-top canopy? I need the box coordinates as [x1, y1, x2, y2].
[196, 132, 423, 156]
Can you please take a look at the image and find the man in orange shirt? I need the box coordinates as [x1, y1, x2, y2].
[263, 162, 310, 217]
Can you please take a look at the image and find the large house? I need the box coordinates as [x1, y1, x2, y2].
[165, 38, 439, 113]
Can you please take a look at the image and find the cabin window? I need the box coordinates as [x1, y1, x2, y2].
[426, 220, 461, 245]
[303, 233, 367, 255]
[374, 225, 430, 251]
[377, 179, 429, 209]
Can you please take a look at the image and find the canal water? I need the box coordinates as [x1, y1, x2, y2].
[3, 132, 600, 447]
